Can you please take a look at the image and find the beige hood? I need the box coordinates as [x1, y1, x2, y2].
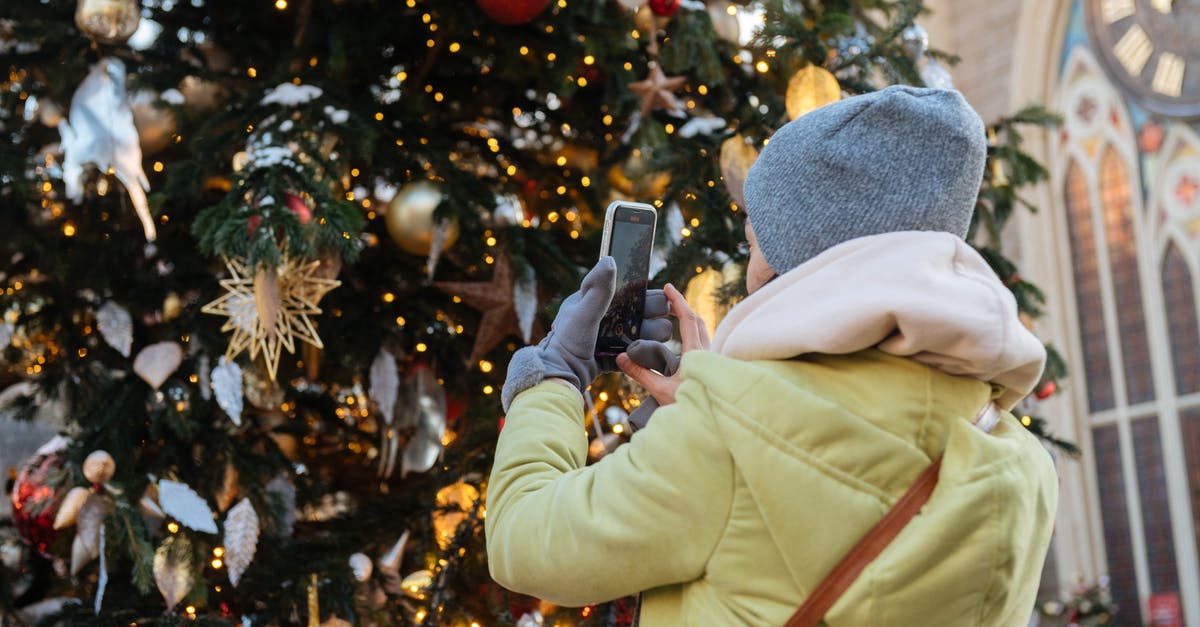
[711, 231, 1046, 409]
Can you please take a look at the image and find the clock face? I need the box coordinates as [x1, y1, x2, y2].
[1084, 0, 1200, 118]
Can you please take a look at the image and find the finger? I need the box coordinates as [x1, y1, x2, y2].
[626, 340, 679, 376]
[618, 353, 679, 406]
[639, 318, 672, 343]
[574, 257, 617, 329]
[628, 396, 660, 431]
[665, 283, 710, 351]
[643, 289, 668, 319]
[617, 353, 665, 395]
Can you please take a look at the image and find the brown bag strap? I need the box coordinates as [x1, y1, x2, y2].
[783, 453, 945, 627]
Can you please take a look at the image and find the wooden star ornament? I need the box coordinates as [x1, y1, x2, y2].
[628, 61, 687, 118]
[435, 255, 544, 366]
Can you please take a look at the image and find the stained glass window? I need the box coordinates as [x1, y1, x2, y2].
[1099, 148, 1154, 405]
[1065, 160, 1115, 412]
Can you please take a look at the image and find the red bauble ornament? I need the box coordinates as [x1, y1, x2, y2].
[284, 192, 313, 225]
[648, 0, 680, 17]
[476, 0, 551, 25]
[1036, 380, 1057, 400]
[446, 396, 467, 424]
[578, 63, 602, 85]
[11, 438, 70, 557]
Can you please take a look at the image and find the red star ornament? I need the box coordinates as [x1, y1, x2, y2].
[628, 61, 687, 118]
[435, 255, 544, 366]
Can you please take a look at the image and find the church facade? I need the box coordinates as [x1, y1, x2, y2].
[926, 0, 1200, 624]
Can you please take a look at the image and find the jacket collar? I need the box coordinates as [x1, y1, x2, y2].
[711, 231, 1045, 409]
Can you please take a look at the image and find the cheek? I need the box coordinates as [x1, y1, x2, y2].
[746, 252, 773, 292]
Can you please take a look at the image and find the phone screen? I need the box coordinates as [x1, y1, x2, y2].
[595, 204, 656, 370]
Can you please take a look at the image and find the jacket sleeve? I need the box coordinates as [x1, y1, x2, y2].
[485, 378, 734, 607]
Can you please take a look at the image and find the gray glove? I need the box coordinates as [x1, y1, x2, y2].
[625, 339, 679, 430]
[502, 258, 673, 412]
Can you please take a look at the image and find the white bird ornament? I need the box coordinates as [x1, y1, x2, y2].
[59, 57, 155, 241]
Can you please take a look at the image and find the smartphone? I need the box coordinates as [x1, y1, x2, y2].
[595, 201, 657, 371]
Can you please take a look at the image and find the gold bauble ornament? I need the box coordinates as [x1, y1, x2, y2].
[399, 570, 433, 600]
[130, 90, 178, 156]
[634, 5, 670, 33]
[719, 135, 759, 210]
[607, 150, 670, 200]
[385, 181, 460, 256]
[553, 144, 599, 172]
[244, 362, 285, 411]
[204, 176, 233, 192]
[684, 262, 742, 339]
[75, 0, 139, 44]
[162, 292, 183, 320]
[179, 76, 223, 111]
[707, 3, 740, 43]
[231, 151, 250, 172]
[785, 65, 842, 120]
[82, 450, 116, 484]
[432, 481, 481, 550]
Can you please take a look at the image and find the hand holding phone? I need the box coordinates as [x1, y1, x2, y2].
[595, 201, 657, 371]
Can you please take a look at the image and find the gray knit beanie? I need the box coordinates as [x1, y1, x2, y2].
[743, 85, 987, 274]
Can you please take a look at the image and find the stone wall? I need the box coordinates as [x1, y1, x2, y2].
[925, 0, 1024, 122]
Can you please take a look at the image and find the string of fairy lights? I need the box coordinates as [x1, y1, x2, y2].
[0, 0, 1008, 624]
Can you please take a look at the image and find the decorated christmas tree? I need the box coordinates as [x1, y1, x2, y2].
[0, 0, 1068, 624]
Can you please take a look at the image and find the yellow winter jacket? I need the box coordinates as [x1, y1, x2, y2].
[487, 233, 1059, 626]
[487, 350, 1057, 625]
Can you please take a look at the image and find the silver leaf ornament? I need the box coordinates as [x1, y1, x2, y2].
[96, 301, 132, 357]
[223, 498, 260, 587]
[71, 494, 110, 575]
[425, 220, 452, 280]
[197, 354, 211, 400]
[153, 539, 193, 611]
[158, 479, 218, 534]
[94, 525, 107, 615]
[133, 342, 183, 390]
[516, 611, 545, 627]
[349, 553, 372, 582]
[919, 58, 955, 90]
[369, 349, 398, 426]
[677, 116, 726, 139]
[211, 356, 244, 426]
[59, 58, 155, 241]
[513, 265, 537, 344]
[400, 367, 447, 477]
[265, 474, 296, 537]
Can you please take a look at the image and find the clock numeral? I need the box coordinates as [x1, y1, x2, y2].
[1113, 24, 1154, 76]
[1102, 0, 1136, 23]
[1150, 0, 1174, 13]
[1152, 52, 1185, 97]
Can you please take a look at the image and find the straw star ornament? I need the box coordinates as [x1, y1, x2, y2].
[202, 256, 340, 380]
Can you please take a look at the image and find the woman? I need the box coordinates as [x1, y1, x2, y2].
[488, 85, 1058, 626]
